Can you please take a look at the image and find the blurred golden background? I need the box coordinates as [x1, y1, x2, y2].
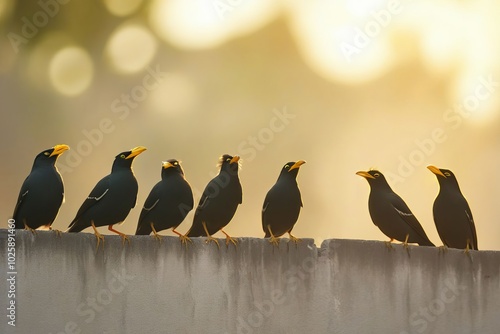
[1, 0, 500, 250]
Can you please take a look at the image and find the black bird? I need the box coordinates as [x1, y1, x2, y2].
[66, 146, 146, 248]
[427, 166, 478, 251]
[135, 159, 194, 242]
[13, 144, 70, 233]
[356, 170, 435, 247]
[262, 160, 306, 246]
[185, 154, 242, 247]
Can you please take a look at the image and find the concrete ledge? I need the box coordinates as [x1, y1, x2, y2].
[1, 229, 499, 333]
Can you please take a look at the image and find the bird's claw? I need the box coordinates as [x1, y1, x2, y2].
[179, 235, 192, 247]
[120, 234, 130, 246]
[152, 233, 163, 243]
[225, 236, 238, 247]
[50, 227, 63, 237]
[438, 245, 448, 253]
[24, 226, 37, 234]
[205, 236, 220, 249]
[384, 241, 394, 250]
[268, 236, 280, 247]
[95, 233, 105, 251]
[288, 234, 301, 244]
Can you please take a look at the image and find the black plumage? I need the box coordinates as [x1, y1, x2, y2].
[356, 170, 435, 247]
[427, 165, 478, 251]
[135, 159, 194, 242]
[186, 154, 242, 247]
[13, 144, 69, 232]
[66, 146, 146, 247]
[262, 160, 305, 246]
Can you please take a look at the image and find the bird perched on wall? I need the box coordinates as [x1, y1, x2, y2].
[135, 159, 194, 242]
[427, 166, 478, 251]
[262, 160, 306, 246]
[13, 144, 70, 233]
[356, 170, 435, 247]
[185, 154, 242, 247]
[66, 146, 146, 249]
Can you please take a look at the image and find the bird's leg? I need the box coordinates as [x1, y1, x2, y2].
[91, 221, 105, 250]
[402, 234, 410, 249]
[172, 227, 192, 246]
[287, 232, 301, 244]
[220, 229, 238, 247]
[202, 222, 220, 249]
[108, 225, 130, 245]
[464, 239, 471, 255]
[384, 238, 394, 249]
[150, 223, 162, 243]
[49, 226, 62, 237]
[267, 225, 280, 247]
[23, 220, 37, 234]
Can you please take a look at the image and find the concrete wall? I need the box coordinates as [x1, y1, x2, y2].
[1, 229, 499, 334]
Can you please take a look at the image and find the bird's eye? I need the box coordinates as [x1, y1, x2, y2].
[285, 164, 289, 169]
[120, 154, 126, 159]
[174, 162, 178, 165]
[44, 152, 50, 156]
[444, 172, 451, 177]
[374, 173, 380, 177]
[226, 158, 231, 162]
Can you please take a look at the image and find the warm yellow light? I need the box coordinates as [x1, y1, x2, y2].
[103, 0, 144, 17]
[148, 73, 198, 115]
[286, 1, 395, 84]
[49, 46, 93, 96]
[148, 0, 280, 49]
[105, 23, 157, 74]
[0, 0, 13, 22]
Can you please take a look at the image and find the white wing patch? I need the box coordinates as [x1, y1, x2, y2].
[143, 199, 159, 211]
[394, 207, 413, 217]
[88, 189, 109, 201]
[465, 210, 474, 223]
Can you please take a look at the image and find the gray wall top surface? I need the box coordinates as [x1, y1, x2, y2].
[1, 229, 499, 334]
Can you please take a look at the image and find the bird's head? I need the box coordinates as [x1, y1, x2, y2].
[161, 159, 185, 178]
[278, 160, 306, 180]
[218, 154, 240, 174]
[427, 165, 461, 189]
[356, 169, 392, 190]
[112, 146, 147, 170]
[33, 144, 70, 167]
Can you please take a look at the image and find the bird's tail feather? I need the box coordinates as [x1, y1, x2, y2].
[66, 221, 84, 233]
[135, 222, 152, 235]
[186, 216, 207, 237]
[418, 239, 435, 247]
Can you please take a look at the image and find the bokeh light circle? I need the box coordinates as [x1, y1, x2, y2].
[49, 46, 94, 96]
[105, 24, 157, 74]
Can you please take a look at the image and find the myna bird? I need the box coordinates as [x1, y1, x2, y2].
[262, 160, 306, 246]
[185, 154, 242, 247]
[356, 170, 435, 247]
[13, 144, 70, 233]
[135, 159, 194, 242]
[427, 166, 478, 251]
[66, 146, 146, 248]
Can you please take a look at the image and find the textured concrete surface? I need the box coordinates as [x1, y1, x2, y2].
[1, 229, 499, 334]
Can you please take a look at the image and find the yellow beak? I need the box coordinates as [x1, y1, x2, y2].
[162, 161, 174, 169]
[49, 144, 70, 157]
[289, 160, 306, 172]
[356, 171, 375, 179]
[427, 165, 446, 177]
[230, 156, 240, 164]
[126, 146, 147, 159]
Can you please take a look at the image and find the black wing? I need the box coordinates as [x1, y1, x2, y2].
[67, 175, 110, 229]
